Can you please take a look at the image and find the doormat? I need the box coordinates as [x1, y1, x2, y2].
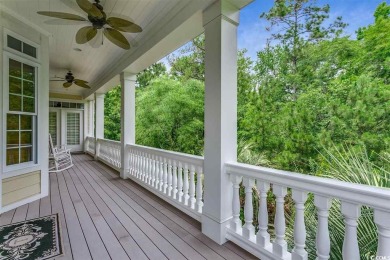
[0, 214, 63, 259]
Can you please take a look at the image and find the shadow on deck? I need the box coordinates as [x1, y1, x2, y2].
[0, 154, 256, 260]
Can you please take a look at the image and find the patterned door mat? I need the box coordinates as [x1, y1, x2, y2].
[0, 214, 63, 259]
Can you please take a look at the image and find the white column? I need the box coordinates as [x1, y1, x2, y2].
[202, 0, 239, 244]
[120, 72, 136, 179]
[94, 93, 104, 160]
[202, 0, 240, 244]
[89, 100, 95, 137]
[83, 101, 89, 152]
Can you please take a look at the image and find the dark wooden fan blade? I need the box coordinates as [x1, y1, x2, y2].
[63, 82, 72, 88]
[103, 28, 130, 50]
[76, 0, 103, 18]
[37, 11, 87, 21]
[74, 81, 91, 88]
[106, 17, 142, 33]
[74, 79, 88, 84]
[76, 26, 97, 44]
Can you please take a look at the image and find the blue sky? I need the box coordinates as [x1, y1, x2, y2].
[238, 0, 387, 59]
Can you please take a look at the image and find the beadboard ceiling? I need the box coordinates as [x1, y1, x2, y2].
[1, 0, 206, 98]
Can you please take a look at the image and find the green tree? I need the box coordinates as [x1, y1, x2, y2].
[260, 0, 347, 97]
[168, 35, 205, 81]
[136, 77, 204, 155]
[104, 85, 121, 141]
[137, 62, 167, 88]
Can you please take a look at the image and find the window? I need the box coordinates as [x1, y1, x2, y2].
[7, 35, 37, 58]
[4, 54, 38, 167]
[49, 101, 84, 109]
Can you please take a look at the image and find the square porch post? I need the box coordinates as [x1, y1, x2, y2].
[94, 93, 105, 160]
[202, 0, 240, 244]
[120, 72, 136, 179]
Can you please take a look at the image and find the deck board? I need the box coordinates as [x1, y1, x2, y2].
[0, 154, 256, 260]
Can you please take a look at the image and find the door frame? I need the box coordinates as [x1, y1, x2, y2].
[61, 109, 84, 152]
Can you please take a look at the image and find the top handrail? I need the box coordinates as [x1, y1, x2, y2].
[126, 143, 204, 168]
[226, 161, 390, 212]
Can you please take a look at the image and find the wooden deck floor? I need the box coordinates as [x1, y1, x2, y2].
[0, 154, 256, 260]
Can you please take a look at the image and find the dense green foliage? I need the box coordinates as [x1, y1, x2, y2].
[103, 1, 390, 258]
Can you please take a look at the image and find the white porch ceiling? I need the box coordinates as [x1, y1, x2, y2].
[0, 0, 212, 98]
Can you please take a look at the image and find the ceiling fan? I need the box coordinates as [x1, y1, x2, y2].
[50, 71, 91, 89]
[37, 0, 142, 50]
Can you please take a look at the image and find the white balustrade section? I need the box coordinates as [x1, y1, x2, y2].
[127, 144, 204, 220]
[95, 138, 121, 171]
[226, 162, 390, 260]
[85, 136, 95, 155]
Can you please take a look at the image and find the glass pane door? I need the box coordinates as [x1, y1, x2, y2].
[49, 112, 58, 146]
[66, 112, 80, 146]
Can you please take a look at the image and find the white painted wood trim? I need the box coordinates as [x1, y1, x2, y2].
[226, 162, 390, 211]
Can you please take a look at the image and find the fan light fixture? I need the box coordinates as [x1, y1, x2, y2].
[50, 71, 91, 89]
[37, 0, 142, 50]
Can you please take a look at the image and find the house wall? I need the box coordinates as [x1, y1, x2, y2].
[0, 9, 49, 212]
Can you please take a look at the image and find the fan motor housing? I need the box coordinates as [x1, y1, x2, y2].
[65, 72, 75, 82]
[89, 2, 107, 29]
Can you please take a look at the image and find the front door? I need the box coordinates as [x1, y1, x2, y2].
[63, 110, 83, 152]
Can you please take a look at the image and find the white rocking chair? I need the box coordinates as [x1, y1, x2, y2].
[49, 134, 74, 173]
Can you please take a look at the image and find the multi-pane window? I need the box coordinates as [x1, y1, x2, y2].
[6, 56, 37, 167]
[6, 115, 34, 165]
[7, 35, 37, 59]
[9, 59, 35, 113]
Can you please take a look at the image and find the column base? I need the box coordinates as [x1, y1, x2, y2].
[201, 214, 231, 245]
[120, 169, 128, 179]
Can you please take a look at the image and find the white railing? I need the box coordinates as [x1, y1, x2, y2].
[97, 138, 121, 171]
[126, 144, 204, 221]
[226, 162, 390, 260]
[85, 136, 95, 155]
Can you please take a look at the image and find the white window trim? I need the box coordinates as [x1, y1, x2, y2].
[3, 28, 40, 63]
[3, 51, 40, 173]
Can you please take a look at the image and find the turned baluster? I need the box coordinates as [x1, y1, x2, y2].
[141, 152, 145, 181]
[196, 166, 203, 213]
[189, 165, 196, 209]
[163, 158, 168, 194]
[273, 185, 288, 258]
[154, 156, 160, 189]
[242, 177, 255, 240]
[183, 163, 189, 206]
[150, 154, 155, 186]
[292, 190, 308, 260]
[256, 181, 271, 248]
[129, 150, 133, 176]
[177, 162, 183, 202]
[314, 195, 332, 260]
[144, 153, 149, 184]
[136, 151, 140, 178]
[172, 160, 178, 199]
[159, 156, 164, 191]
[167, 159, 173, 197]
[230, 174, 243, 233]
[341, 201, 360, 260]
[374, 209, 390, 258]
